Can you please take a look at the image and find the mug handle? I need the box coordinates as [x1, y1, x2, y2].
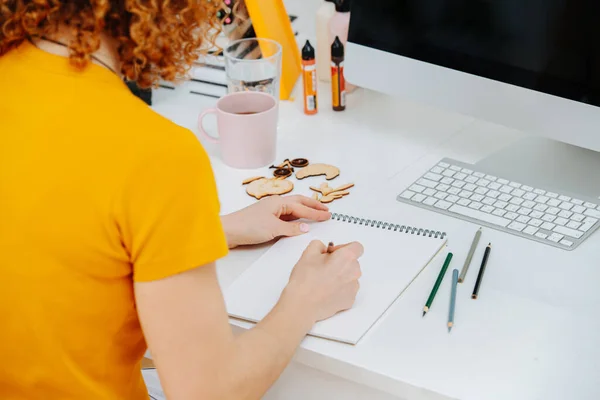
[198, 108, 219, 143]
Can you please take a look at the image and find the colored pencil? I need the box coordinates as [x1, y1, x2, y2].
[448, 269, 459, 332]
[459, 228, 481, 283]
[423, 252, 453, 316]
[472, 243, 492, 299]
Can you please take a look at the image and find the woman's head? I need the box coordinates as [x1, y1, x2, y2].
[0, 0, 222, 88]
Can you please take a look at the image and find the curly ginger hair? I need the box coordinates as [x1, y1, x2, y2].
[0, 0, 222, 88]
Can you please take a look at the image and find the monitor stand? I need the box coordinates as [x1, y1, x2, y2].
[475, 137, 600, 200]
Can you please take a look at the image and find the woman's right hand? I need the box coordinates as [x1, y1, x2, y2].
[282, 240, 364, 323]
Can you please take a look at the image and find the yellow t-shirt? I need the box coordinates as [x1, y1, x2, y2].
[0, 42, 228, 399]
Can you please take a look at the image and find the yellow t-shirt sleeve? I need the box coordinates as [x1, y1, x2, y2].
[117, 128, 228, 282]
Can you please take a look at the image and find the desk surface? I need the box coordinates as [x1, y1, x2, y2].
[150, 2, 600, 398]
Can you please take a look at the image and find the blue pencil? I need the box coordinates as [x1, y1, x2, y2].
[448, 269, 459, 332]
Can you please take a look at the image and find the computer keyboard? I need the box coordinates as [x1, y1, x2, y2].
[397, 158, 600, 250]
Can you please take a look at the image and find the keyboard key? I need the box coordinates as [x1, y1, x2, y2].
[500, 185, 513, 194]
[533, 188, 546, 195]
[470, 194, 485, 202]
[477, 179, 491, 187]
[558, 210, 573, 219]
[442, 170, 456, 178]
[533, 204, 548, 212]
[548, 233, 564, 243]
[512, 189, 525, 197]
[542, 215, 556, 223]
[448, 187, 461, 195]
[487, 190, 500, 199]
[469, 202, 483, 210]
[558, 195, 571, 202]
[541, 222, 556, 230]
[522, 200, 536, 209]
[523, 226, 538, 235]
[516, 215, 531, 224]
[409, 184, 425, 193]
[474, 187, 489, 195]
[457, 198, 471, 207]
[450, 165, 462, 171]
[584, 208, 600, 219]
[572, 213, 585, 222]
[584, 202, 598, 208]
[436, 184, 450, 192]
[555, 217, 568, 226]
[482, 197, 496, 206]
[509, 198, 524, 206]
[506, 204, 520, 212]
[434, 192, 448, 200]
[535, 196, 549, 204]
[547, 192, 558, 198]
[547, 199, 561, 207]
[523, 192, 537, 201]
[446, 195, 460, 203]
[530, 219, 543, 227]
[481, 205, 495, 213]
[485, 175, 497, 181]
[505, 212, 518, 220]
[517, 208, 532, 216]
[579, 221, 596, 232]
[572, 199, 584, 205]
[438, 162, 450, 168]
[521, 185, 533, 191]
[451, 181, 466, 188]
[530, 210, 544, 219]
[559, 202, 574, 211]
[464, 183, 477, 192]
[462, 168, 473, 174]
[497, 178, 509, 185]
[448, 204, 511, 227]
[553, 225, 583, 239]
[423, 188, 436, 196]
[441, 177, 455, 185]
[434, 200, 452, 210]
[498, 193, 512, 202]
[508, 221, 526, 232]
[473, 172, 486, 178]
[459, 190, 473, 198]
[488, 182, 502, 190]
[560, 239, 574, 247]
[584, 217, 598, 224]
[547, 207, 560, 215]
[423, 197, 438, 206]
[566, 221, 581, 230]
[412, 193, 427, 203]
[400, 190, 415, 200]
[493, 209, 507, 217]
[494, 200, 509, 209]
[572, 205, 586, 214]
[431, 166, 445, 174]
[509, 182, 521, 188]
[417, 178, 438, 189]
[424, 172, 443, 182]
[454, 172, 467, 181]
[535, 232, 548, 239]
[465, 176, 479, 183]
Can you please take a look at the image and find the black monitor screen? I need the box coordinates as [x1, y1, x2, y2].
[348, 0, 600, 107]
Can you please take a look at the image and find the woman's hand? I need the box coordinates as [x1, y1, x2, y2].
[220, 195, 331, 248]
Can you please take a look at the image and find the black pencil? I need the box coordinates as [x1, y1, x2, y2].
[471, 243, 492, 299]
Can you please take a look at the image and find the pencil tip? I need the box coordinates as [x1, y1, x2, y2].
[448, 327, 452, 333]
[422, 311, 426, 317]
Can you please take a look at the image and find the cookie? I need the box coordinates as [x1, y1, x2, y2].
[242, 176, 264, 185]
[333, 183, 354, 192]
[246, 178, 294, 199]
[296, 163, 340, 180]
[273, 168, 292, 178]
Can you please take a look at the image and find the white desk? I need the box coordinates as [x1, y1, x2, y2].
[150, 2, 600, 398]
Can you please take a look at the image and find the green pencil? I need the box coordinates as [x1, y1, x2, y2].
[423, 252, 453, 316]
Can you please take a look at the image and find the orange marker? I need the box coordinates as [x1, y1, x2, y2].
[301, 40, 318, 115]
[331, 36, 346, 112]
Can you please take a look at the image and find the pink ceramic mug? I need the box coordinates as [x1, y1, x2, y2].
[198, 91, 278, 169]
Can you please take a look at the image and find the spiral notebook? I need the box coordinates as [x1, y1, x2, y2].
[224, 213, 447, 344]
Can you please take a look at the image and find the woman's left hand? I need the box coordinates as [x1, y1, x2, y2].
[220, 195, 331, 248]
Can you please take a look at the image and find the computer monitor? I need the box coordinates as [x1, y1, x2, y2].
[345, 0, 600, 153]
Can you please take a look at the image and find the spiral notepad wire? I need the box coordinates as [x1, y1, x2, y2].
[331, 212, 446, 239]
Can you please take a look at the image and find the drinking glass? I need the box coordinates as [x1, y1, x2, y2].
[224, 38, 282, 100]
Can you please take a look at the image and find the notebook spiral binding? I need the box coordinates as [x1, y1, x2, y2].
[331, 213, 447, 239]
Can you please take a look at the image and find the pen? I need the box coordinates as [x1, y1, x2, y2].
[448, 269, 458, 332]
[472, 243, 492, 299]
[423, 252, 453, 316]
[459, 227, 481, 283]
[327, 242, 334, 253]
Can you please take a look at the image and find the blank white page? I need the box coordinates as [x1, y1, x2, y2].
[223, 218, 447, 344]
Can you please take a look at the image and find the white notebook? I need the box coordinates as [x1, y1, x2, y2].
[224, 212, 447, 345]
